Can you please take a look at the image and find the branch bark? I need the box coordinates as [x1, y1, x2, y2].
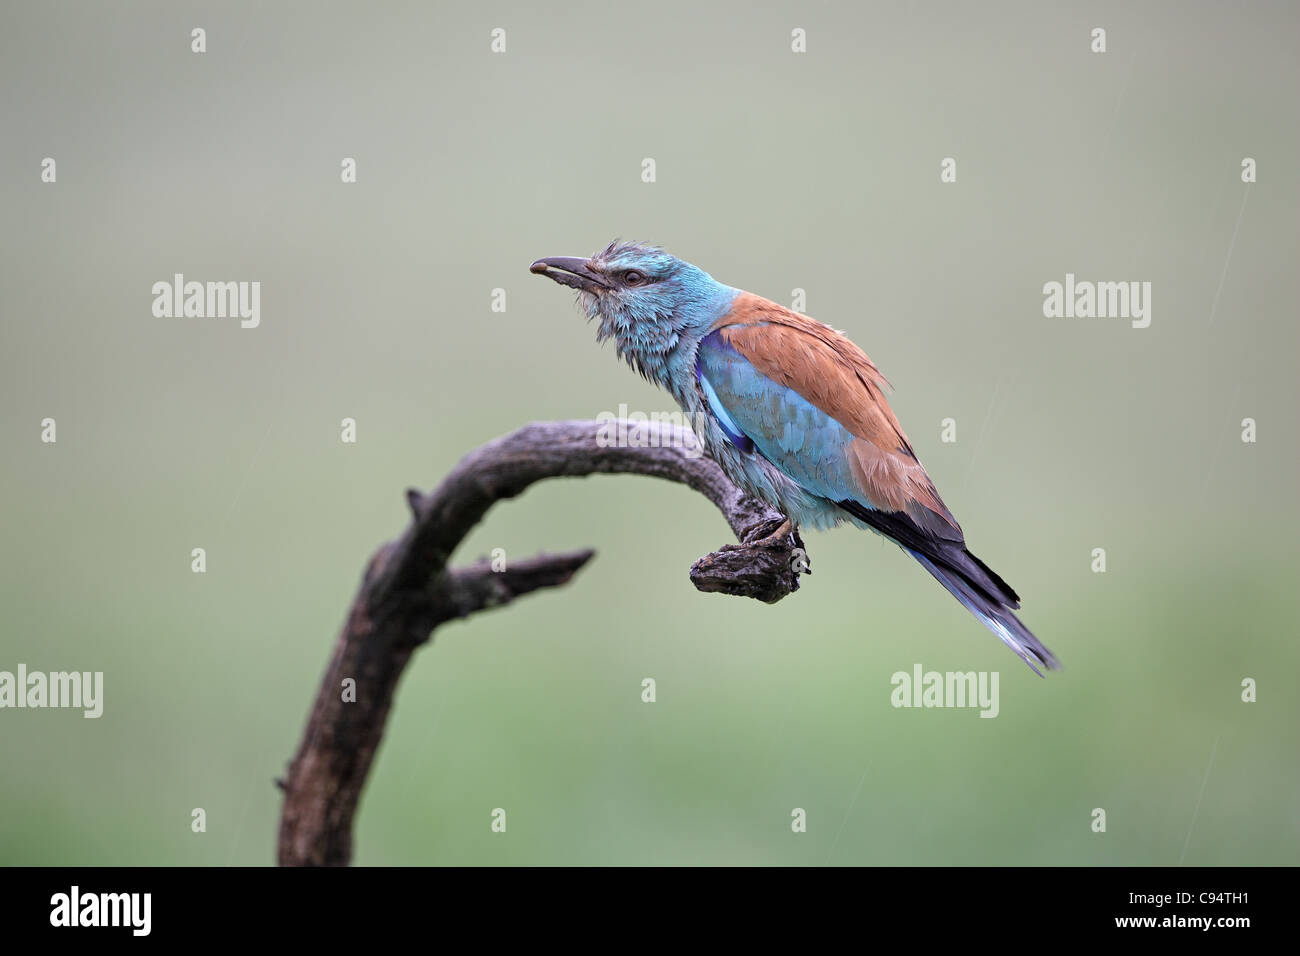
[276, 419, 806, 866]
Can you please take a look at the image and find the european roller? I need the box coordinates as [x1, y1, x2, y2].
[530, 241, 1060, 675]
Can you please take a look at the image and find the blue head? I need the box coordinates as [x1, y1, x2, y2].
[530, 241, 737, 388]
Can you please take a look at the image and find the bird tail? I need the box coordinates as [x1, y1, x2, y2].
[904, 548, 1061, 677]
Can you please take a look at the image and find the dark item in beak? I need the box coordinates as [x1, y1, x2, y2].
[529, 256, 610, 293]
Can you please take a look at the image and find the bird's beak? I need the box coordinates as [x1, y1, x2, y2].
[529, 256, 609, 294]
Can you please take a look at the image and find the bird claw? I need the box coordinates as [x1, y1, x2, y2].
[750, 516, 793, 548]
[747, 517, 811, 575]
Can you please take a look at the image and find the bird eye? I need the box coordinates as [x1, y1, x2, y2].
[622, 270, 644, 286]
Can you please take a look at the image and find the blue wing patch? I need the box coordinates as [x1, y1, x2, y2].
[695, 359, 753, 453]
[694, 330, 867, 506]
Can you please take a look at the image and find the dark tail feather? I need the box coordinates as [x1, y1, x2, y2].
[833, 498, 1058, 674]
[905, 548, 1061, 676]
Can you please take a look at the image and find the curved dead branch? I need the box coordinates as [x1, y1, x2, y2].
[276, 419, 806, 866]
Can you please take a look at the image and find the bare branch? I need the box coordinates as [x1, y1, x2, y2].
[277, 419, 805, 866]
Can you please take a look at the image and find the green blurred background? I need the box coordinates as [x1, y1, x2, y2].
[2, 1, 1297, 865]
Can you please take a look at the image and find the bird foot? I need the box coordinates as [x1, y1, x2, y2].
[749, 517, 811, 574]
[751, 516, 793, 548]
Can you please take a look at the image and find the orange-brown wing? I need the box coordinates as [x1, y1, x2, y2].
[712, 292, 961, 539]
